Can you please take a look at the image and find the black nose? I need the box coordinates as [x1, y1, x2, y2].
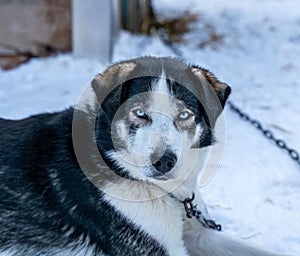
[152, 150, 177, 174]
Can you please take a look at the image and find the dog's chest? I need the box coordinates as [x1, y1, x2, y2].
[103, 182, 189, 256]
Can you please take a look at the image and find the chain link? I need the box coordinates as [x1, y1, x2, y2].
[227, 101, 300, 166]
[183, 193, 222, 231]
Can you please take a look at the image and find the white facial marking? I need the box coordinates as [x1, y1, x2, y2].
[192, 124, 203, 146]
[154, 69, 169, 94]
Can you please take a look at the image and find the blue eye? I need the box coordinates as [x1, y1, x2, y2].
[133, 108, 147, 118]
[178, 111, 193, 120]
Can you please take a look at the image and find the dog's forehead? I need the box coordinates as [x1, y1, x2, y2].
[118, 64, 202, 116]
[151, 75, 200, 112]
[152, 70, 169, 94]
[147, 72, 179, 116]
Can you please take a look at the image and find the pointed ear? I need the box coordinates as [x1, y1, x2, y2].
[91, 61, 137, 96]
[89, 61, 137, 118]
[191, 66, 231, 108]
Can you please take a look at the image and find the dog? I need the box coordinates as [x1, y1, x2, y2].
[0, 56, 286, 255]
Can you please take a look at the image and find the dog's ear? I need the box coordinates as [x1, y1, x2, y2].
[90, 61, 137, 121]
[190, 65, 231, 128]
[92, 61, 137, 96]
[191, 66, 231, 108]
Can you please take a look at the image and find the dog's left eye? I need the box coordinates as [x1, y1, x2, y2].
[178, 111, 193, 120]
[132, 108, 147, 119]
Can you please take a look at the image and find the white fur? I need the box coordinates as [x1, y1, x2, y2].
[154, 71, 169, 94]
[192, 124, 203, 146]
[102, 180, 189, 256]
[130, 113, 181, 160]
[106, 143, 210, 199]
[183, 211, 286, 256]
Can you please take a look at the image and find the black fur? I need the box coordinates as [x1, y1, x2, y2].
[0, 109, 167, 256]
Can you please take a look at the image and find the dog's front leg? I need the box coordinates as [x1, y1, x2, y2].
[183, 217, 287, 256]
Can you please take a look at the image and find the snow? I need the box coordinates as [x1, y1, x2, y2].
[0, 0, 299, 255]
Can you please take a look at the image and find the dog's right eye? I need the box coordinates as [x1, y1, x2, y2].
[132, 108, 148, 119]
[177, 110, 194, 121]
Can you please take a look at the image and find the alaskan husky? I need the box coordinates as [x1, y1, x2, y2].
[0, 57, 287, 255]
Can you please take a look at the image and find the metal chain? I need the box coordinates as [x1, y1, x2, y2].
[146, 0, 300, 167]
[227, 101, 300, 166]
[183, 193, 222, 231]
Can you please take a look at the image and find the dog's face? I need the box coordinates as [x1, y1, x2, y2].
[92, 57, 230, 187]
[107, 76, 212, 182]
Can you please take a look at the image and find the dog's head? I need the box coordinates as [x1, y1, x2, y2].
[90, 57, 230, 188]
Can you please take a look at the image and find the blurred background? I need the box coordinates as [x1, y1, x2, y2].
[0, 0, 299, 254]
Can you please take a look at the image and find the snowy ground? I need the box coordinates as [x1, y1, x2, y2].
[0, 0, 299, 255]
